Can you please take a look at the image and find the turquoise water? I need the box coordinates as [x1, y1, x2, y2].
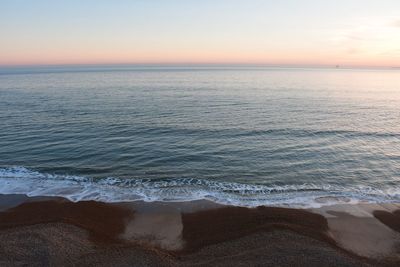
[0, 66, 399, 207]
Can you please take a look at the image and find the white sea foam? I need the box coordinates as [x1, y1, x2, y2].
[0, 166, 399, 208]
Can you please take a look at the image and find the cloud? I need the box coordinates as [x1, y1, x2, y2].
[324, 17, 400, 64]
[392, 20, 400, 28]
[330, 18, 400, 47]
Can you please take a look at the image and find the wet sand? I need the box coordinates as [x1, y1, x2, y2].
[0, 194, 399, 266]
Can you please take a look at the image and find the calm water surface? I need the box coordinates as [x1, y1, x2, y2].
[0, 67, 399, 207]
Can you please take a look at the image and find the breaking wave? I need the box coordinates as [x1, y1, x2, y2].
[1, 166, 400, 208]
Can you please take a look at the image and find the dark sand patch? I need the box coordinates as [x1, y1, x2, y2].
[180, 205, 334, 252]
[0, 198, 134, 243]
[374, 209, 400, 233]
[0, 222, 175, 267]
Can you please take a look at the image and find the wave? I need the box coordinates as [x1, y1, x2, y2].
[126, 125, 400, 139]
[1, 166, 399, 208]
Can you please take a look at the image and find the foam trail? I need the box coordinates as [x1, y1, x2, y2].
[1, 167, 400, 208]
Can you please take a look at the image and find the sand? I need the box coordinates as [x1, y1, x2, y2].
[0, 194, 399, 266]
[312, 204, 400, 262]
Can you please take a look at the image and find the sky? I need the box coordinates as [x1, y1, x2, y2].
[1, 0, 400, 67]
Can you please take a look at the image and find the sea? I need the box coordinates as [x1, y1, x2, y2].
[0, 66, 399, 208]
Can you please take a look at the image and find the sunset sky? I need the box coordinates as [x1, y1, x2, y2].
[1, 0, 400, 67]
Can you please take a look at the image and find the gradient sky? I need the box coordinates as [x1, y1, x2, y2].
[1, 0, 400, 67]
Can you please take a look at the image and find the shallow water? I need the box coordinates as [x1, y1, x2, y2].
[0, 66, 399, 207]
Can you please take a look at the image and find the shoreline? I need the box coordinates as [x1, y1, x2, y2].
[0, 194, 399, 266]
[2, 167, 400, 210]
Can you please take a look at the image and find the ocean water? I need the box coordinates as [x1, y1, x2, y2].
[0, 66, 399, 207]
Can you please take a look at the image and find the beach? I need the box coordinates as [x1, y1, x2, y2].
[2, 0, 400, 266]
[0, 194, 399, 266]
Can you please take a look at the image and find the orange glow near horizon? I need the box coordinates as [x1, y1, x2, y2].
[2, 49, 398, 68]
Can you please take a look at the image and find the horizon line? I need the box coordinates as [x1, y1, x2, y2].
[1, 62, 399, 70]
